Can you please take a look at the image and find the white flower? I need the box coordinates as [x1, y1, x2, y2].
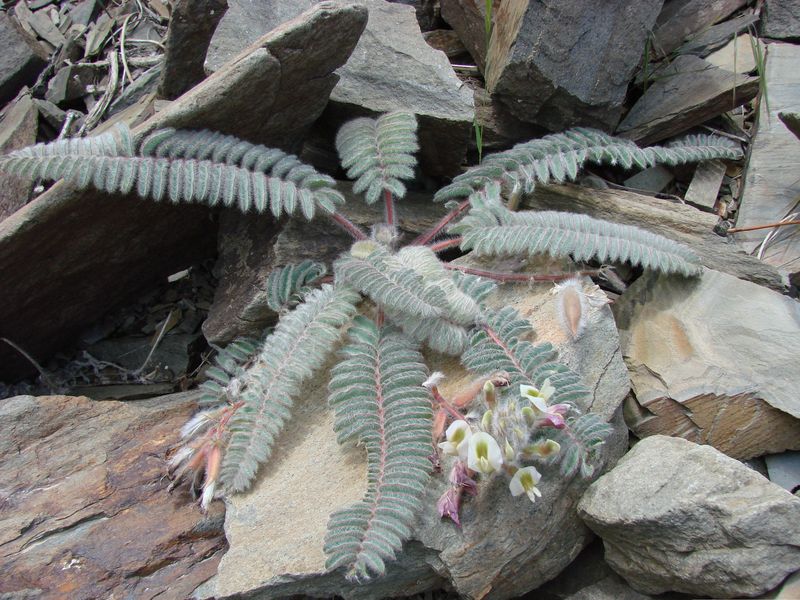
[467, 431, 503, 474]
[509, 466, 543, 502]
[520, 380, 555, 414]
[438, 420, 472, 460]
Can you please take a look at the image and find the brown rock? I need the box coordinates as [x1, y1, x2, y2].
[423, 28, 468, 58]
[440, 0, 500, 71]
[616, 55, 759, 145]
[485, 0, 663, 131]
[158, 0, 228, 100]
[0, 91, 38, 220]
[0, 392, 226, 600]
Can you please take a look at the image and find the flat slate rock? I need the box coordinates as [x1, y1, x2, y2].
[484, 0, 663, 131]
[0, 91, 38, 220]
[735, 42, 800, 270]
[614, 269, 800, 460]
[439, 0, 496, 72]
[206, 0, 474, 176]
[198, 257, 630, 600]
[0, 13, 47, 106]
[616, 54, 759, 145]
[761, 0, 800, 40]
[652, 0, 749, 56]
[578, 435, 800, 597]
[0, 2, 367, 381]
[0, 393, 227, 599]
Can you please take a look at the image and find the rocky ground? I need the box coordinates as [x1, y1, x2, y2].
[0, 0, 798, 599]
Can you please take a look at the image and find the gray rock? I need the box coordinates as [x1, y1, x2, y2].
[766, 451, 800, 493]
[0, 393, 227, 598]
[0, 2, 366, 381]
[45, 63, 97, 105]
[622, 165, 674, 194]
[203, 183, 445, 344]
[577, 435, 800, 597]
[206, 0, 474, 176]
[0, 92, 38, 221]
[683, 159, 726, 211]
[158, 0, 228, 99]
[614, 269, 800, 460]
[676, 13, 759, 58]
[198, 258, 630, 599]
[0, 13, 47, 106]
[762, 0, 800, 40]
[484, 0, 663, 131]
[735, 43, 800, 271]
[652, 0, 749, 56]
[616, 54, 759, 145]
[440, 0, 497, 72]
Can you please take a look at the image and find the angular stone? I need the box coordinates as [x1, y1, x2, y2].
[652, 0, 749, 56]
[684, 159, 726, 211]
[206, 0, 474, 176]
[0, 393, 227, 599]
[705, 33, 759, 73]
[198, 257, 630, 599]
[472, 84, 544, 151]
[423, 28, 467, 58]
[440, 0, 499, 71]
[485, 0, 663, 131]
[524, 183, 785, 291]
[158, 0, 228, 100]
[617, 54, 759, 145]
[0, 2, 367, 381]
[676, 13, 759, 59]
[388, 0, 442, 31]
[45, 63, 97, 105]
[614, 269, 800, 460]
[735, 43, 800, 270]
[0, 13, 47, 106]
[765, 451, 800, 493]
[623, 165, 673, 193]
[578, 435, 800, 597]
[0, 91, 38, 221]
[203, 182, 444, 343]
[762, 0, 800, 40]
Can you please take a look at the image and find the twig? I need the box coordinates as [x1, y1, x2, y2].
[429, 236, 463, 253]
[727, 219, 800, 233]
[124, 38, 166, 50]
[384, 189, 395, 226]
[329, 212, 368, 240]
[444, 263, 602, 282]
[136, 309, 174, 375]
[1, 337, 60, 391]
[119, 14, 136, 85]
[79, 49, 119, 134]
[413, 199, 471, 246]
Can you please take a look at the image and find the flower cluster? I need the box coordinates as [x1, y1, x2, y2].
[430, 374, 571, 526]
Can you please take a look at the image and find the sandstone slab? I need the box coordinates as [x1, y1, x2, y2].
[484, 0, 663, 131]
[614, 269, 800, 460]
[198, 257, 630, 599]
[0, 393, 227, 599]
[578, 435, 800, 597]
[0, 2, 367, 381]
[206, 0, 474, 176]
[617, 54, 759, 145]
[158, 0, 228, 100]
[735, 43, 800, 271]
[0, 91, 38, 220]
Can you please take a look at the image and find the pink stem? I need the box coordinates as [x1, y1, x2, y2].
[429, 236, 463, 253]
[444, 263, 601, 282]
[413, 199, 471, 246]
[384, 189, 395, 226]
[430, 386, 466, 421]
[328, 212, 368, 240]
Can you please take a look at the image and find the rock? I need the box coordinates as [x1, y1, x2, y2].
[761, 0, 800, 40]
[623, 165, 674, 193]
[0, 91, 38, 221]
[45, 63, 97, 105]
[735, 43, 800, 271]
[616, 54, 759, 145]
[0, 13, 47, 106]
[484, 0, 663, 131]
[766, 451, 800, 493]
[776, 570, 800, 598]
[206, 0, 474, 176]
[614, 269, 800, 461]
[388, 0, 442, 30]
[652, 0, 749, 56]
[203, 183, 445, 344]
[158, 0, 228, 100]
[0, 2, 367, 381]
[523, 183, 785, 291]
[578, 435, 800, 597]
[440, 0, 499, 71]
[676, 13, 759, 59]
[704, 33, 759, 74]
[472, 84, 544, 151]
[0, 393, 227, 599]
[684, 159, 726, 211]
[198, 257, 630, 599]
[423, 28, 468, 58]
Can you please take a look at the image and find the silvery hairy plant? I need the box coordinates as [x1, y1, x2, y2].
[0, 112, 742, 581]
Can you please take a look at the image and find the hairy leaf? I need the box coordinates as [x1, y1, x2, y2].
[532, 413, 614, 479]
[266, 260, 328, 312]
